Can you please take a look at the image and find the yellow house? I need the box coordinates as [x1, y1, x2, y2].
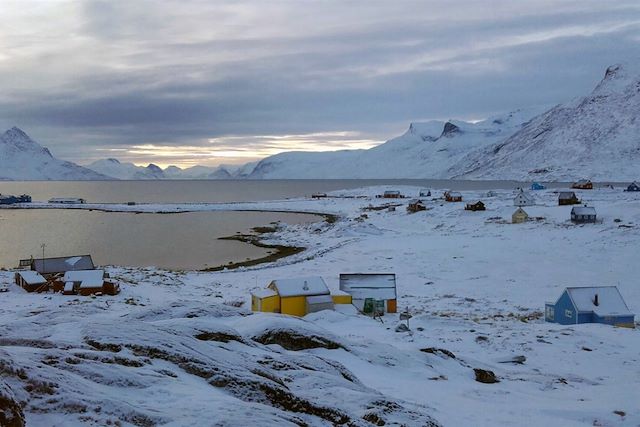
[252, 276, 335, 317]
[512, 207, 529, 224]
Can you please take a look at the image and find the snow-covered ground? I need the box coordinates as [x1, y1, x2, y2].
[1, 185, 639, 426]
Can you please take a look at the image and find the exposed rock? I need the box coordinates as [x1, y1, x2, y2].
[473, 368, 500, 384]
[420, 348, 456, 359]
[252, 328, 344, 351]
[0, 380, 25, 427]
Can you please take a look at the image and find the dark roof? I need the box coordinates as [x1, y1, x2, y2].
[32, 255, 95, 275]
[558, 191, 577, 199]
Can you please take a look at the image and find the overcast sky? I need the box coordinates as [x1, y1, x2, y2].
[1, 1, 639, 167]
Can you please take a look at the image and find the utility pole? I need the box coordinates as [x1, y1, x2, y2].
[40, 243, 46, 273]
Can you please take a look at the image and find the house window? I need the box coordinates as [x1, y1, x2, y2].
[546, 306, 554, 320]
[564, 309, 573, 318]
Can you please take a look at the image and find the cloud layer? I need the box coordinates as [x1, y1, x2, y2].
[1, 1, 639, 166]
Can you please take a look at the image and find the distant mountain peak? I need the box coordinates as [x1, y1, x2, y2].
[440, 122, 462, 138]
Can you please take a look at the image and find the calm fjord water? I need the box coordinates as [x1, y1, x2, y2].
[0, 179, 540, 270]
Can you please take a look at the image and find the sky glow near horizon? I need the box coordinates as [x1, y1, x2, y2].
[0, 1, 639, 167]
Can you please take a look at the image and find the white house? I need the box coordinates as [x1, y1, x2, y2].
[513, 190, 535, 207]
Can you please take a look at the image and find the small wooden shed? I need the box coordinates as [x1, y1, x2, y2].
[558, 192, 580, 206]
[444, 191, 462, 202]
[339, 273, 397, 314]
[545, 286, 634, 328]
[571, 206, 596, 223]
[382, 190, 402, 199]
[14, 271, 48, 292]
[407, 199, 426, 213]
[572, 180, 593, 190]
[512, 208, 529, 224]
[465, 201, 485, 211]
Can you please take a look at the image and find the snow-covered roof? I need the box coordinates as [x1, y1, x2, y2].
[32, 255, 94, 274]
[251, 288, 278, 299]
[269, 276, 329, 297]
[571, 206, 596, 216]
[63, 282, 74, 292]
[17, 271, 46, 284]
[384, 190, 400, 195]
[407, 199, 424, 204]
[63, 270, 105, 288]
[448, 192, 462, 197]
[340, 274, 397, 300]
[559, 192, 577, 199]
[513, 207, 528, 216]
[566, 286, 632, 316]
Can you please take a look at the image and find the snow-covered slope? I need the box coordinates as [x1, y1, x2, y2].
[0, 127, 109, 181]
[454, 63, 640, 181]
[247, 109, 541, 179]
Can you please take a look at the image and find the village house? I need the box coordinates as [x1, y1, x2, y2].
[0, 194, 31, 205]
[14, 271, 48, 292]
[512, 207, 529, 224]
[571, 206, 597, 223]
[444, 191, 462, 202]
[382, 190, 402, 199]
[311, 192, 327, 199]
[252, 276, 336, 317]
[339, 273, 397, 314]
[545, 286, 634, 328]
[464, 201, 485, 211]
[513, 190, 535, 207]
[58, 270, 117, 296]
[625, 182, 640, 192]
[407, 199, 426, 213]
[572, 179, 593, 190]
[29, 255, 95, 277]
[558, 191, 581, 206]
[530, 182, 545, 190]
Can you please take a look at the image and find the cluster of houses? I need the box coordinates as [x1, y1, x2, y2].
[0, 194, 31, 205]
[48, 197, 86, 204]
[250, 273, 635, 328]
[252, 273, 397, 317]
[14, 255, 119, 296]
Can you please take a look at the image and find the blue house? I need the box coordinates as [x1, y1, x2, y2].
[545, 286, 635, 328]
[531, 182, 545, 190]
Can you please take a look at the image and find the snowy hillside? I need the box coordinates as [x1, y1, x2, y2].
[0, 128, 108, 181]
[247, 109, 541, 179]
[453, 63, 640, 181]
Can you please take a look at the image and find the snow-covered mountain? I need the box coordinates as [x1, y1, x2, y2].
[87, 159, 235, 180]
[246, 108, 542, 179]
[0, 127, 109, 181]
[454, 63, 640, 181]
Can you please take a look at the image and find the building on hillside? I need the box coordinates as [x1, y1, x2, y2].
[61, 270, 109, 296]
[311, 192, 327, 199]
[419, 189, 431, 197]
[444, 191, 462, 202]
[407, 199, 426, 213]
[625, 182, 640, 192]
[512, 207, 529, 224]
[545, 286, 634, 327]
[485, 190, 497, 198]
[339, 273, 397, 313]
[531, 182, 545, 190]
[513, 190, 535, 207]
[48, 197, 86, 204]
[14, 271, 48, 292]
[30, 255, 95, 276]
[382, 190, 402, 199]
[572, 179, 593, 190]
[251, 276, 335, 317]
[558, 191, 580, 206]
[571, 206, 596, 223]
[464, 201, 485, 211]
